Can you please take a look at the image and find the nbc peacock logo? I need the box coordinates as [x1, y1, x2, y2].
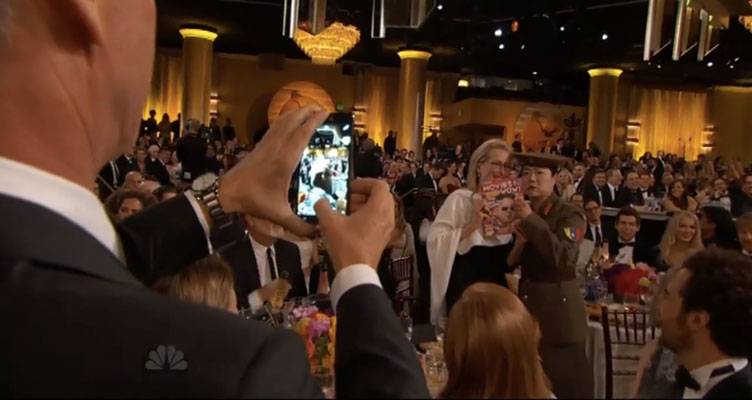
[145, 345, 188, 371]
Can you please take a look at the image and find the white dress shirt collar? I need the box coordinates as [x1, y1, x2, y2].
[684, 358, 748, 398]
[248, 233, 277, 286]
[0, 156, 125, 263]
[743, 249, 752, 257]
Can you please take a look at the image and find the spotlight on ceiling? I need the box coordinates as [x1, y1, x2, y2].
[601, 33, 609, 41]
[560, 26, 565, 32]
[437, 3, 443, 10]
[730, 65, 735, 69]
[457, 79, 469, 87]
[532, 71, 538, 76]
[657, 64, 662, 69]
[520, 44, 526, 50]
[494, 28, 503, 37]
[707, 61, 714, 67]
[498, 43, 505, 50]
[734, 57, 741, 62]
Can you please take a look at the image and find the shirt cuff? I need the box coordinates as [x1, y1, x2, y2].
[248, 290, 264, 314]
[330, 264, 382, 311]
[184, 191, 214, 254]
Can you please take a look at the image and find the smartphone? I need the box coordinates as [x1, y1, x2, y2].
[292, 112, 354, 222]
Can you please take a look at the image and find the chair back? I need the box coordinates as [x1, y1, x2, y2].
[600, 306, 657, 399]
[389, 256, 414, 311]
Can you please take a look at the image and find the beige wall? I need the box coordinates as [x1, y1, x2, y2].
[708, 86, 752, 162]
[214, 53, 357, 143]
[442, 98, 586, 149]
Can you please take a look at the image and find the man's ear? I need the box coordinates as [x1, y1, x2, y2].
[687, 309, 711, 333]
[48, 0, 104, 51]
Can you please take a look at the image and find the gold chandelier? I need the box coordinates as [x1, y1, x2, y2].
[293, 22, 360, 65]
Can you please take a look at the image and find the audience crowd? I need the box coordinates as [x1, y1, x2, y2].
[4, 3, 752, 398]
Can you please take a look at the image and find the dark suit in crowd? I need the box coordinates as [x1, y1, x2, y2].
[1, 194, 429, 397]
[97, 161, 120, 201]
[146, 158, 171, 186]
[704, 364, 752, 399]
[176, 133, 207, 182]
[115, 155, 140, 183]
[219, 234, 308, 310]
[608, 237, 658, 266]
[615, 187, 646, 208]
[584, 183, 613, 207]
[415, 174, 439, 193]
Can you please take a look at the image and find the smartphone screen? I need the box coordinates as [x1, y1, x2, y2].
[294, 113, 354, 221]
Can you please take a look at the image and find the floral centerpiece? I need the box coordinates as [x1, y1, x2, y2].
[290, 304, 336, 379]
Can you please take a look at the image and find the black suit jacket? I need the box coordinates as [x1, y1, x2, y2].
[615, 187, 646, 208]
[115, 155, 139, 184]
[219, 234, 308, 310]
[415, 174, 438, 193]
[583, 183, 613, 207]
[1, 193, 428, 397]
[145, 158, 171, 186]
[176, 134, 207, 182]
[705, 364, 752, 399]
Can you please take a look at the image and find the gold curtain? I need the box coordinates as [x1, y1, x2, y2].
[363, 72, 399, 146]
[142, 51, 183, 120]
[629, 87, 707, 160]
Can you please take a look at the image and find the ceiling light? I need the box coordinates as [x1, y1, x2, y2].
[532, 71, 538, 76]
[657, 64, 662, 69]
[707, 61, 714, 67]
[293, 22, 360, 65]
[494, 28, 503, 37]
[730, 65, 735, 69]
[601, 33, 609, 41]
[520, 44, 526, 50]
[437, 3, 443, 10]
[498, 43, 505, 50]
[560, 26, 566, 32]
[735, 57, 741, 62]
[457, 79, 469, 87]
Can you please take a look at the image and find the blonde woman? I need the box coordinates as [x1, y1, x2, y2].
[440, 283, 552, 398]
[427, 139, 515, 323]
[654, 210, 704, 272]
[554, 167, 575, 201]
[152, 255, 238, 314]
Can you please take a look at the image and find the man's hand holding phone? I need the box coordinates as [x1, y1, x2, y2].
[315, 179, 395, 273]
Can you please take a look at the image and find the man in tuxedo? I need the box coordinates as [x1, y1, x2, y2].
[145, 145, 171, 186]
[416, 161, 443, 193]
[583, 169, 611, 206]
[572, 163, 586, 193]
[220, 215, 308, 311]
[730, 174, 752, 217]
[0, 2, 427, 396]
[583, 199, 606, 246]
[384, 130, 397, 158]
[615, 171, 646, 208]
[654, 171, 674, 199]
[605, 168, 622, 206]
[176, 119, 208, 182]
[115, 150, 140, 183]
[639, 172, 656, 199]
[659, 249, 752, 399]
[608, 207, 655, 265]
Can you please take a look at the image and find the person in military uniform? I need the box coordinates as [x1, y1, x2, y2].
[507, 152, 591, 398]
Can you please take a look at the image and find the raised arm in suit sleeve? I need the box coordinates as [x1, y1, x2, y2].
[518, 206, 585, 272]
[116, 193, 211, 285]
[333, 266, 429, 398]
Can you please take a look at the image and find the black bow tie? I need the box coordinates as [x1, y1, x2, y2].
[617, 241, 635, 247]
[676, 366, 701, 391]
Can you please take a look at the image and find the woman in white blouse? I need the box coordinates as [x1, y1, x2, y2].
[427, 139, 516, 323]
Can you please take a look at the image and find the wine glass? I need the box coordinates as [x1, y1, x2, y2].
[622, 292, 641, 311]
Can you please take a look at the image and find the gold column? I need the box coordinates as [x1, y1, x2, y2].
[586, 68, 623, 153]
[396, 50, 432, 154]
[179, 27, 218, 125]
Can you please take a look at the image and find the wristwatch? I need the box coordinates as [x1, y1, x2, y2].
[192, 173, 234, 230]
